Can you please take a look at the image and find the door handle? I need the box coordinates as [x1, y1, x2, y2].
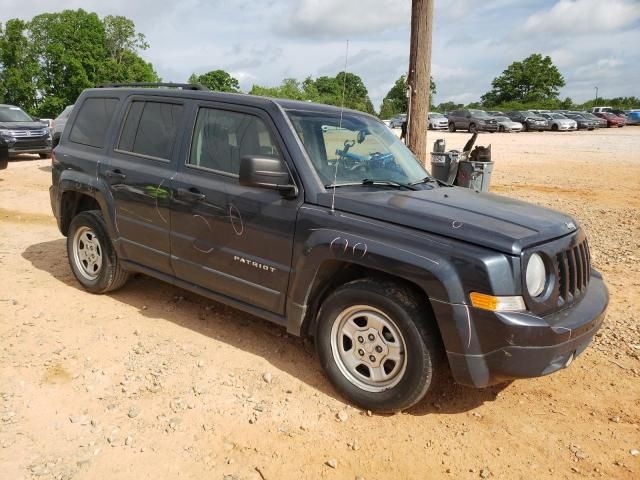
[105, 169, 126, 181]
[177, 188, 206, 202]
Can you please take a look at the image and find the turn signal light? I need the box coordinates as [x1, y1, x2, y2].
[470, 292, 525, 312]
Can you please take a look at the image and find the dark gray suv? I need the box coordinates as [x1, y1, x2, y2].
[50, 83, 608, 412]
[447, 109, 498, 133]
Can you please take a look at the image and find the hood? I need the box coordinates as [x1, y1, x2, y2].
[0, 121, 48, 130]
[317, 187, 577, 255]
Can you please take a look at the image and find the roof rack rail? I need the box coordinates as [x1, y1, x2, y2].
[97, 82, 208, 91]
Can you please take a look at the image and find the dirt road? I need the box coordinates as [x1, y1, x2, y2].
[1, 128, 639, 479]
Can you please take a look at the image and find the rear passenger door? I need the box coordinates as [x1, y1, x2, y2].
[101, 96, 185, 275]
[170, 102, 299, 315]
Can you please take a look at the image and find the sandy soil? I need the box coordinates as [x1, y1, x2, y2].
[1, 127, 639, 480]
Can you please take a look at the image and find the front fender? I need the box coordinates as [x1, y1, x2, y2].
[286, 206, 519, 355]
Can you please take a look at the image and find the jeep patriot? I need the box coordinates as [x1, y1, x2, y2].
[50, 84, 608, 411]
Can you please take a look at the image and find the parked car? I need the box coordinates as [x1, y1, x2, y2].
[50, 84, 608, 412]
[538, 113, 577, 131]
[593, 112, 625, 128]
[428, 112, 448, 130]
[493, 116, 523, 132]
[580, 112, 607, 128]
[51, 105, 74, 147]
[591, 106, 627, 116]
[389, 113, 407, 129]
[562, 112, 599, 130]
[625, 110, 640, 125]
[505, 111, 550, 132]
[0, 104, 52, 158]
[447, 109, 498, 132]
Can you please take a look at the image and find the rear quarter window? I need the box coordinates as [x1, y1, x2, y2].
[68, 98, 119, 149]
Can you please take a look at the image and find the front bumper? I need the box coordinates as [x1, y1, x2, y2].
[478, 123, 499, 132]
[444, 272, 608, 387]
[7, 136, 52, 155]
[527, 122, 550, 131]
[556, 123, 577, 131]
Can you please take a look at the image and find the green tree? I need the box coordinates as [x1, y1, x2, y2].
[249, 72, 376, 115]
[189, 70, 240, 92]
[0, 19, 39, 110]
[379, 74, 436, 118]
[481, 54, 565, 106]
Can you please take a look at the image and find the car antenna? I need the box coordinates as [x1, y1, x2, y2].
[331, 39, 349, 213]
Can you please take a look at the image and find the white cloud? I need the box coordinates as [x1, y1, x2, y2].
[281, 0, 410, 38]
[523, 0, 640, 34]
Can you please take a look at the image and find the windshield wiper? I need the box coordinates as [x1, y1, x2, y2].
[324, 179, 417, 191]
[410, 176, 452, 187]
[361, 179, 417, 190]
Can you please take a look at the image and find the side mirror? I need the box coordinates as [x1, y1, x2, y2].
[239, 156, 298, 197]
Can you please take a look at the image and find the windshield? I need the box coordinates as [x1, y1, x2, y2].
[288, 110, 428, 187]
[0, 106, 33, 122]
[469, 109, 493, 119]
[495, 116, 510, 121]
[430, 113, 445, 118]
[548, 113, 566, 119]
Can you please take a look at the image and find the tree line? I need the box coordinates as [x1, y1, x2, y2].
[0, 9, 158, 118]
[1, 10, 636, 119]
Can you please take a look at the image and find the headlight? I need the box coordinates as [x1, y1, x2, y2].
[526, 253, 546, 297]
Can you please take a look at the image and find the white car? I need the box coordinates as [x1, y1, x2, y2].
[428, 112, 448, 130]
[494, 116, 523, 132]
[539, 113, 577, 131]
[389, 113, 407, 128]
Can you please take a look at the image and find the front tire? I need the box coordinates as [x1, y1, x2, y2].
[316, 278, 444, 412]
[67, 210, 129, 293]
[468, 123, 477, 133]
[448, 122, 456, 132]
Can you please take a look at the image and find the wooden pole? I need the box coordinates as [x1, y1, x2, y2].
[407, 0, 434, 165]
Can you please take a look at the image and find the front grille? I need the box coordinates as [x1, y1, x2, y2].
[556, 238, 591, 306]
[6, 128, 48, 137]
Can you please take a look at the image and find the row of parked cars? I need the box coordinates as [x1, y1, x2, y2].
[386, 107, 639, 133]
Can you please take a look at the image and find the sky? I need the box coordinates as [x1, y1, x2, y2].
[1, 0, 639, 109]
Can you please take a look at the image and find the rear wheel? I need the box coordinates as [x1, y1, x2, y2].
[67, 210, 129, 293]
[316, 278, 444, 412]
[448, 122, 456, 132]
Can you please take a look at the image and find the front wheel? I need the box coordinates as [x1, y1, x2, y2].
[67, 210, 129, 293]
[448, 122, 456, 132]
[468, 123, 477, 133]
[316, 278, 444, 412]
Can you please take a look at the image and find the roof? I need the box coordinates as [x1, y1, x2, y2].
[85, 87, 374, 119]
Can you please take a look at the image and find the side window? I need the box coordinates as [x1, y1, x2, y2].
[117, 101, 183, 161]
[68, 97, 119, 148]
[188, 108, 281, 175]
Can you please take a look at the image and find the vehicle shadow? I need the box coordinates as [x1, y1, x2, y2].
[22, 238, 510, 416]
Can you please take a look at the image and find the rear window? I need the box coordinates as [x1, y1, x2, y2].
[69, 98, 119, 148]
[117, 100, 183, 161]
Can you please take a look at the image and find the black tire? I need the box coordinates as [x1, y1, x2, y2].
[468, 123, 477, 133]
[52, 135, 60, 148]
[448, 122, 456, 132]
[498, 125, 504, 132]
[67, 210, 129, 294]
[316, 278, 445, 412]
[524, 123, 530, 132]
[39, 153, 51, 159]
[552, 124, 559, 132]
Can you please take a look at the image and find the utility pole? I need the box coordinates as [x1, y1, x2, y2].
[407, 0, 434, 165]
[594, 86, 598, 106]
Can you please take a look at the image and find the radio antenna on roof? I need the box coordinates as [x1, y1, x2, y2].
[331, 39, 350, 213]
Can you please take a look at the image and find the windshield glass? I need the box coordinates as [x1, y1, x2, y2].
[0, 106, 33, 122]
[548, 113, 566, 119]
[430, 113, 445, 118]
[495, 116, 510, 121]
[469, 109, 493, 119]
[288, 110, 428, 187]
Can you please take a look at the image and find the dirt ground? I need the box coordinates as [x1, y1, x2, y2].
[1, 127, 639, 480]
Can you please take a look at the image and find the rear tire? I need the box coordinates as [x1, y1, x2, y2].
[316, 278, 445, 412]
[67, 210, 129, 294]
